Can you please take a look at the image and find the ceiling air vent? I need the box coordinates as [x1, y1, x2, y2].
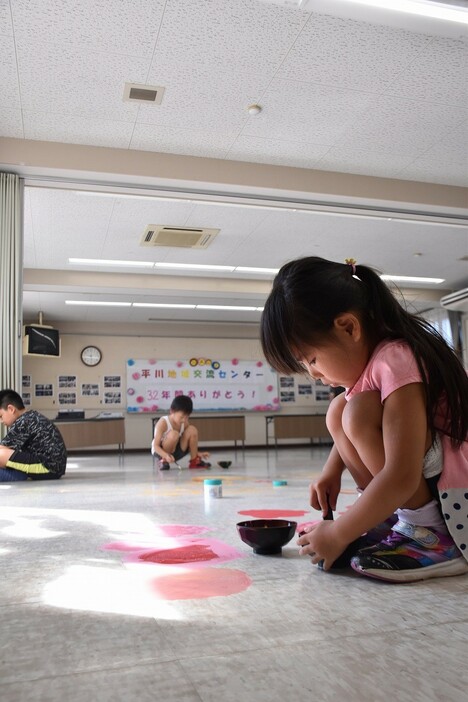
[123, 83, 165, 104]
[440, 287, 468, 312]
[140, 225, 219, 249]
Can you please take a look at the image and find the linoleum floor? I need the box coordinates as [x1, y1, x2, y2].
[0, 447, 466, 702]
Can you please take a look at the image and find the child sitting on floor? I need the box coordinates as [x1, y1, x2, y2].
[151, 395, 211, 470]
[0, 389, 67, 481]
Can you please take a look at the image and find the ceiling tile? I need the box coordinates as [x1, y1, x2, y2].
[0, 34, 21, 108]
[0, 6, 13, 34]
[24, 189, 116, 268]
[226, 135, 329, 168]
[383, 36, 468, 108]
[313, 145, 421, 180]
[277, 12, 433, 92]
[145, 0, 308, 93]
[240, 79, 375, 144]
[135, 82, 257, 131]
[335, 94, 467, 156]
[11, 0, 166, 58]
[23, 111, 135, 148]
[15, 44, 149, 119]
[0, 107, 24, 138]
[397, 124, 468, 187]
[130, 123, 235, 158]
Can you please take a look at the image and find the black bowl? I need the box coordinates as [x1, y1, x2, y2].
[236, 519, 297, 555]
[218, 461, 232, 469]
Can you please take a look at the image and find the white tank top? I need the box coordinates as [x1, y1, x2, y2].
[162, 415, 185, 440]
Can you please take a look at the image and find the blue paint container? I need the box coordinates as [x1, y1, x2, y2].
[204, 478, 222, 498]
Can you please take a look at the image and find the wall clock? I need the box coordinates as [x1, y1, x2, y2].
[81, 345, 102, 367]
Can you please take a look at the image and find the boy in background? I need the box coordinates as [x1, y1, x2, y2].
[152, 395, 211, 470]
[0, 389, 67, 481]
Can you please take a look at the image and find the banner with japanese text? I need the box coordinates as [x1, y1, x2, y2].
[126, 357, 279, 412]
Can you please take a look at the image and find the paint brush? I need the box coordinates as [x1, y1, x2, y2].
[311, 498, 365, 569]
[298, 498, 365, 569]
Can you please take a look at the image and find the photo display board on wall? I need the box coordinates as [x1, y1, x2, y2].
[126, 357, 279, 412]
[279, 375, 331, 407]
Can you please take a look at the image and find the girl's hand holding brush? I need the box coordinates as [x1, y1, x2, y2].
[297, 519, 349, 570]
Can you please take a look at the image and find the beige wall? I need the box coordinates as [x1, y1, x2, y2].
[22, 324, 327, 450]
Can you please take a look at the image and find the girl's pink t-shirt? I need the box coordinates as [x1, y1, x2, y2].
[345, 339, 421, 403]
[344, 338, 467, 495]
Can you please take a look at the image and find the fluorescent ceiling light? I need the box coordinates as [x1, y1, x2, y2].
[65, 300, 132, 307]
[154, 262, 236, 272]
[196, 305, 262, 311]
[332, 0, 468, 24]
[235, 266, 279, 275]
[133, 303, 196, 309]
[65, 301, 263, 311]
[381, 275, 445, 284]
[69, 258, 154, 268]
[134, 302, 262, 311]
[66, 257, 444, 286]
[68, 258, 277, 275]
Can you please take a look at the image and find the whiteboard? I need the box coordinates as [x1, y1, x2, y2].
[126, 357, 279, 413]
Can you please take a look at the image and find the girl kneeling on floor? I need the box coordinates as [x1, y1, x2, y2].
[260, 256, 468, 583]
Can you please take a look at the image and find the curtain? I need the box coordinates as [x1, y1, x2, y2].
[0, 172, 23, 436]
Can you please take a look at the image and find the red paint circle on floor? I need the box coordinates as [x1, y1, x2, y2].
[149, 568, 251, 600]
[238, 509, 308, 518]
[139, 544, 218, 565]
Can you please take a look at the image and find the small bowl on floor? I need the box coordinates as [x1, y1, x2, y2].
[218, 461, 232, 469]
[236, 519, 297, 555]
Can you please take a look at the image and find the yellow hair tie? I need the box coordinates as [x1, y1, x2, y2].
[344, 258, 357, 274]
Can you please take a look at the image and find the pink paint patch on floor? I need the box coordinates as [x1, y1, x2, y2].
[238, 509, 309, 519]
[154, 525, 209, 537]
[149, 567, 251, 600]
[102, 525, 209, 553]
[124, 537, 244, 568]
[139, 543, 218, 565]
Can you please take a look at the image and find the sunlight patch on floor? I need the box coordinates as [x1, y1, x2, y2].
[42, 564, 187, 620]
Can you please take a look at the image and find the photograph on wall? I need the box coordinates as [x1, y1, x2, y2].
[59, 392, 77, 405]
[22, 392, 31, 406]
[279, 376, 294, 388]
[126, 357, 279, 412]
[298, 383, 313, 396]
[315, 384, 331, 402]
[280, 390, 296, 403]
[81, 383, 99, 397]
[35, 383, 53, 397]
[22, 375, 31, 388]
[104, 376, 121, 388]
[104, 391, 122, 404]
[58, 375, 77, 389]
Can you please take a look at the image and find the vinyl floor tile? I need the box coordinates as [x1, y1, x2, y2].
[0, 660, 202, 702]
[179, 621, 468, 702]
[0, 604, 177, 685]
